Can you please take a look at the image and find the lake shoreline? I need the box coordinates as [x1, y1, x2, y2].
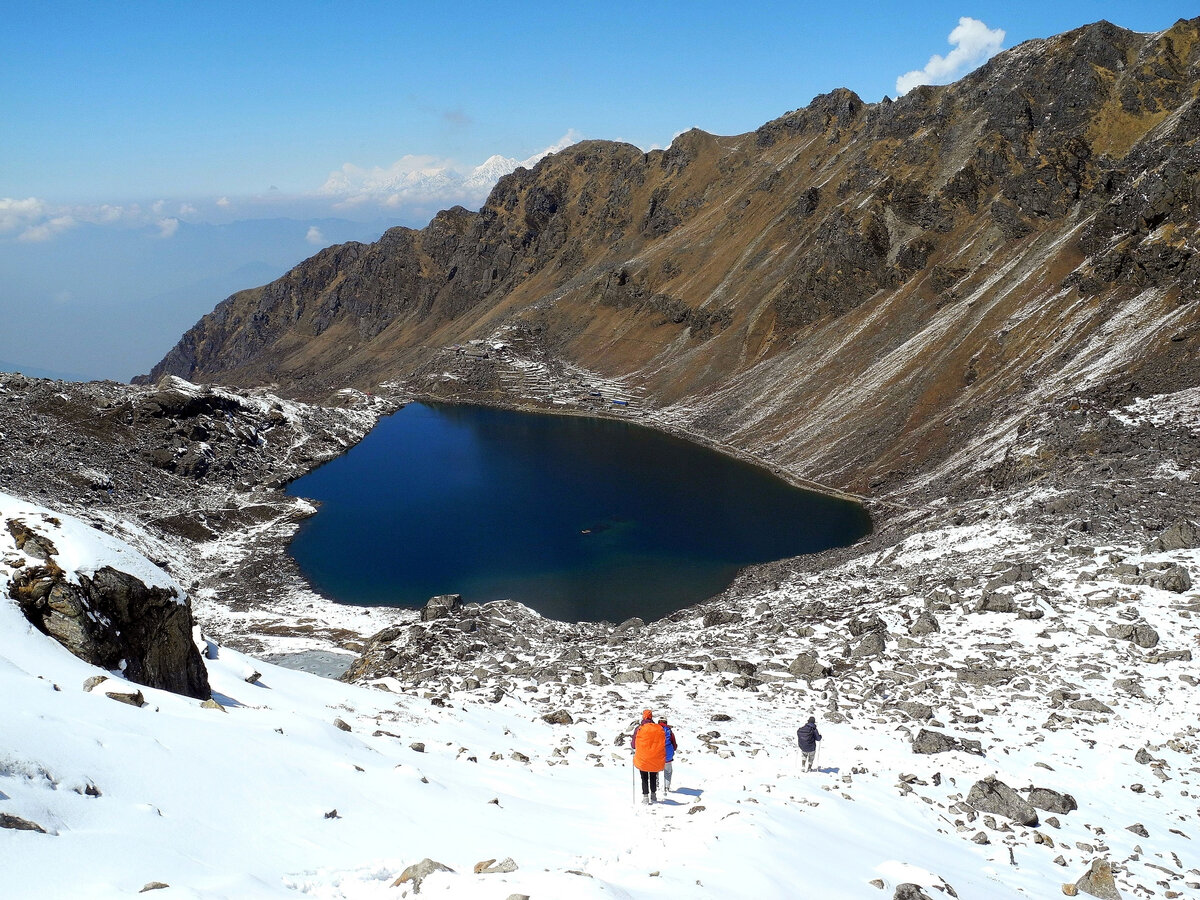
[284, 399, 872, 623]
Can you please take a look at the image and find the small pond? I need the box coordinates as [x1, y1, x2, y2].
[286, 402, 870, 622]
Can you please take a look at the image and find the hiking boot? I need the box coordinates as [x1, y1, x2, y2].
[642, 794, 650, 805]
[650, 792, 657, 804]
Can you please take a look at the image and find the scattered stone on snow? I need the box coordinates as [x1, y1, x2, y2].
[967, 776, 1039, 826]
[473, 857, 518, 874]
[1070, 858, 1122, 899]
[912, 729, 983, 756]
[0, 813, 49, 834]
[391, 857, 454, 893]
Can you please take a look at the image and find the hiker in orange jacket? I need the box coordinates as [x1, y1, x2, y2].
[631, 708, 667, 804]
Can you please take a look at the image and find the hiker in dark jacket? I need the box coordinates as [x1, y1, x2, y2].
[658, 717, 678, 792]
[796, 716, 821, 772]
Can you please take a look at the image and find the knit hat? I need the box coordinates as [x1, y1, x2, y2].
[807, 716, 816, 723]
[642, 709, 653, 720]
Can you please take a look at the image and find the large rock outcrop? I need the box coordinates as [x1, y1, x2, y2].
[5, 512, 211, 700]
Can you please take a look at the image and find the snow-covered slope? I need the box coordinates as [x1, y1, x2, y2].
[3, 485, 1198, 899]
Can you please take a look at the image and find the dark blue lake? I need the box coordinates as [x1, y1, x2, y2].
[286, 403, 871, 623]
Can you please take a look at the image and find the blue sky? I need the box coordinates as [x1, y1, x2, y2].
[0, 1, 1189, 380]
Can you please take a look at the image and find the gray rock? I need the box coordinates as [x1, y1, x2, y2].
[1114, 678, 1146, 698]
[1072, 858, 1122, 899]
[908, 611, 940, 636]
[848, 614, 887, 637]
[474, 857, 518, 874]
[1149, 518, 1199, 552]
[956, 667, 1018, 686]
[391, 858, 454, 893]
[1027, 787, 1077, 814]
[1146, 564, 1191, 593]
[541, 709, 574, 725]
[706, 658, 758, 676]
[975, 592, 1017, 614]
[912, 728, 983, 756]
[612, 669, 651, 684]
[1125, 823, 1148, 837]
[967, 776, 1039, 826]
[893, 885, 934, 900]
[787, 651, 831, 680]
[8, 545, 210, 700]
[421, 594, 463, 622]
[1106, 623, 1159, 648]
[139, 883, 170, 893]
[106, 688, 145, 707]
[1069, 698, 1114, 714]
[333, 717, 351, 732]
[893, 701, 934, 720]
[852, 631, 886, 657]
[0, 813, 48, 833]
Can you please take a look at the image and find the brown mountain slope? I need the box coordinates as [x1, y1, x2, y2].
[143, 18, 1200, 496]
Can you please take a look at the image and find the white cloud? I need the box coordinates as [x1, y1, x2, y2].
[896, 17, 1005, 96]
[318, 131, 583, 212]
[3, 132, 587, 241]
[0, 197, 47, 232]
[19, 215, 76, 243]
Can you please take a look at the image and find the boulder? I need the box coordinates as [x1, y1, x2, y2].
[705, 658, 757, 676]
[1148, 518, 1199, 552]
[957, 667, 1018, 686]
[0, 813, 48, 834]
[1027, 787, 1077, 814]
[701, 609, 739, 628]
[1072, 858, 1122, 899]
[848, 614, 887, 637]
[541, 709, 574, 725]
[7, 524, 209, 701]
[851, 631, 887, 657]
[893, 885, 934, 900]
[908, 611, 940, 636]
[893, 701, 934, 721]
[391, 858, 454, 893]
[912, 728, 983, 756]
[421, 594, 463, 622]
[975, 592, 1018, 613]
[473, 857, 518, 874]
[1069, 698, 1114, 714]
[1106, 623, 1160, 648]
[1146, 564, 1190, 593]
[787, 651, 832, 680]
[967, 776, 1039, 826]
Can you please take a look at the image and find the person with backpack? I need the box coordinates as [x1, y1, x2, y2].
[658, 717, 678, 793]
[631, 709, 666, 804]
[796, 715, 821, 772]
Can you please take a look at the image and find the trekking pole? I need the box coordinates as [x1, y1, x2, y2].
[631, 757, 636, 806]
[816, 743, 821, 772]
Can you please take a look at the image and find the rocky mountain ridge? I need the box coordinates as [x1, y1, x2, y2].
[142, 17, 1200, 501]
